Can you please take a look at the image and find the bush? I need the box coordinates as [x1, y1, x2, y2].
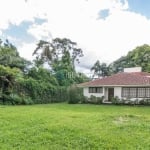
[97, 97, 103, 104]
[10, 94, 22, 105]
[80, 96, 88, 104]
[144, 99, 150, 105]
[88, 95, 103, 104]
[1, 94, 14, 105]
[112, 96, 120, 104]
[22, 97, 33, 105]
[139, 99, 150, 105]
[139, 99, 145, 105]
[89, 95, 97, 104]
[68, 85, 84, 104]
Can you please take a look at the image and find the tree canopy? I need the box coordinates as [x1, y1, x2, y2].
[33, 38, 85, 86]
[109, 44, 150, 73]
[91, 60, 109, 78]
[0, 39, 31, 71]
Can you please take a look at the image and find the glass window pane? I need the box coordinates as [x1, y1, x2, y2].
[122, 88, 129, 97]
[97, 87, 103, 93]
[137, 88, 145, 98]
[146, 88, 150, 97]
[129, 88, 137, 98]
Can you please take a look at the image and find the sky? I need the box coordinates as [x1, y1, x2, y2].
[0, 0, 150, 74]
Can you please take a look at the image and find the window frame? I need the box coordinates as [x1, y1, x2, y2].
[89, 87, 103, 93]
[122, 87, 150, 98]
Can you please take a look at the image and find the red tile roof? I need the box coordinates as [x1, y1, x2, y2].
[79, 72, 150, 87]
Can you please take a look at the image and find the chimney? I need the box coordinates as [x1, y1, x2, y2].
[124, 67, 142, 73]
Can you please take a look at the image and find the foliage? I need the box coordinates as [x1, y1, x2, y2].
[33, 38, 84, 86]
[16, 77, 67, 104]
[96, 96, 104, 104]
[111, 96, 121, 104]
[139, 99, 150, 105]
[0, 65, 22, 104]
[27, 67, 58, 86]
[68, 85, 84, 104]
[80, 96, 89, 104]
[91, 60, 109, 78]
[88, 95, 104, 104]
[89, 95, 97, 103]
[0, 39, 31, 71]
[33, 38, 83, 70]
[109, 44, 150, 73]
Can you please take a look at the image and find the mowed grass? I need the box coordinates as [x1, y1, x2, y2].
[0, 104, 150, 150]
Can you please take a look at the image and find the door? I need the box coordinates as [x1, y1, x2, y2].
[108, 88, 114, 101]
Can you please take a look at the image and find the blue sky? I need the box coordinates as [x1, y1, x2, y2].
[128, 0, 150, 19]
[0, 0, 150, 73]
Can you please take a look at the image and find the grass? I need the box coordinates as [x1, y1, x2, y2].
[0, 104, 150, 150]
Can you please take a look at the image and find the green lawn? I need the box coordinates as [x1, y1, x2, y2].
[0, 104, 150, 150]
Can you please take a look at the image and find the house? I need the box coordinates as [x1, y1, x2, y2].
[79, 67, 150, 102]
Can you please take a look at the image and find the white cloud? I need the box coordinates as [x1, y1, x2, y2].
[28, 23, 52, 41]
[18, 42, 36, 60]
[1, 0, 150, 73]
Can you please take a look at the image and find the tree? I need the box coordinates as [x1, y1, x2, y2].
[27, 67, 58, 86]
[33, 38, 83, 71]
[33, 38, 84, 86]
[109, 44, 150, 73]
[0, 39, 31, 71]
[101, 62, 109, 77]
[91, 60, 101, 77]
[0, 65, 22, 104]
[91, 60, 109, 78]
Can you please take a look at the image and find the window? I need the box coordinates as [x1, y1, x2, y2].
[89, 87, 103, 93]
[146, 88, 150, 97]
[129, 88, 137, 97]
[137, 88, 145, 97]
[122, 87, 150, 98]
[122, 88, 129, 97]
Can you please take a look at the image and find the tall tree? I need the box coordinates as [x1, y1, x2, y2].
[0, 65, 22, 104]
[33, 38, 84, 86]
[33, 38, 83, 70]
[91, 61, 109, 78]
[0, 39, 31, 71]
[109, 44, 150, 73]
[91, 60, 101, 77]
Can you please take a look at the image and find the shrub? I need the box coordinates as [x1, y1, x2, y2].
[68, 85, 83, 104]
[1, 94, 13, 105]
[22, 97, 33, 105]
[88, 95, 103, 104]
[89, 95, 97, 104]
[128, 100, 135, 105]
[112, 96, 120, 104]
[144, 99, 150, 105]
[80, 96, 88, 104]
[139, 99, 150, 105]
[139, 99, 145, 105]
[10, 94, 22, 105]
[97, 97, 103, 104]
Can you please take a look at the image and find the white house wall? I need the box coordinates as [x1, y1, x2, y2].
[104, 88, 108, 100]
[114, 87, 122, 99]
